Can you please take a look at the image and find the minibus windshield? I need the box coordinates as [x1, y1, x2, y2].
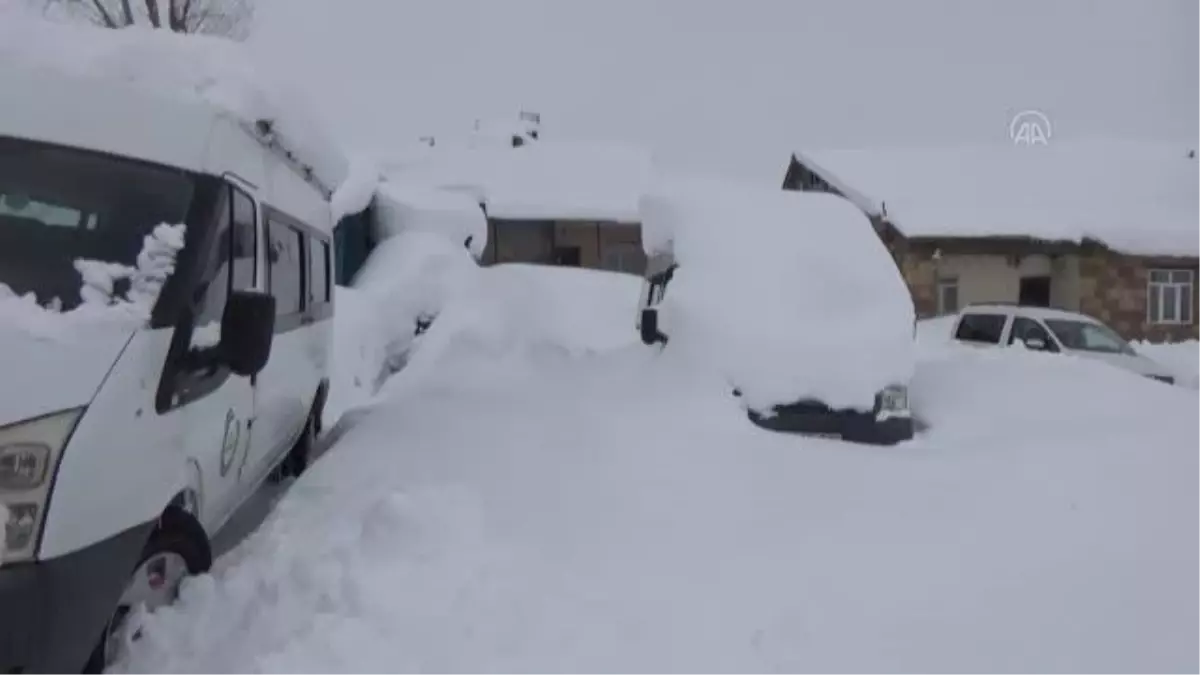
[0, 136, 195, 311]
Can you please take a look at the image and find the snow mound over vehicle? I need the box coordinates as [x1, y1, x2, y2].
[1133, 340, 1199, 389]
[325, 230, 480, 426]
[394, 264, 642, 389]
[912, 340, 1199, 440]
[374, 182, 489, 260]
[640, 175, 915, 412]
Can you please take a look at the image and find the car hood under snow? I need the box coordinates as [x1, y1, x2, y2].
[0, 323, 135, 427]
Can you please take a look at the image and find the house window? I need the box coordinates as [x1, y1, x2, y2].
[936, 276, 959, 315]
[1147, 269, 1194, 324]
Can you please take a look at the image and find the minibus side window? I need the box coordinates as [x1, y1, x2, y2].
[321, 241, 332, 302]
[171, 184, 261, 404]
[187, 188, 232, 354]
[185, 185, 258, 356]
[266, 219, 306, 319]
[230, 186, 257, 291]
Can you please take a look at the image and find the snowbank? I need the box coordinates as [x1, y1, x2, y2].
[795, 140, 1200, 257]
[374, 182, 489, 260]
[640, 177, 916, 412]
[0, 11, 350, 196]
[323, 286, 388, 429]
[393, 264, 642, 390]
[1134, 340, 1199, 389]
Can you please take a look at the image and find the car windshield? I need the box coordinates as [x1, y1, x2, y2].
[1043, 318, 1136, 356]
[0, 136, 195, 311]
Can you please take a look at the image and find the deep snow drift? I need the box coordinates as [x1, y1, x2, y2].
[119, 264, 1197, 674]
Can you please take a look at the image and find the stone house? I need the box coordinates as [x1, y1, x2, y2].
[782, 141, 1199, 341]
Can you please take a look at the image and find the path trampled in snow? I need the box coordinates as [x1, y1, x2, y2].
[118, 334, 1199, 673]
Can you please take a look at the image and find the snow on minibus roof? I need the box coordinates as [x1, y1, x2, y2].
[638, 176, 916, 412]
[0, 13, 350, 196]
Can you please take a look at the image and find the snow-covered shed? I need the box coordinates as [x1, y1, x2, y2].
[783, 140, 1200, 341]
[383, 138, 654, 275]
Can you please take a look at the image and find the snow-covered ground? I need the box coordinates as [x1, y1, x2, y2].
[118, 263, 1198, 673]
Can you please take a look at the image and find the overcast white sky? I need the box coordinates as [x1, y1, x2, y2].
[250, 0, 1198, 183]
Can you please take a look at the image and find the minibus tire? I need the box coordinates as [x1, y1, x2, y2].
[279, 410, 317, 479]
[83, 508, 211, 673]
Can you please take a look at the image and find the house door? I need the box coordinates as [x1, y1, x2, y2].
[1018, 275, 1052, 307]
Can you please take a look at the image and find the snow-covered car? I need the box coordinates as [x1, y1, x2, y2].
[636, 179, 916, 445]
[950, 303, 1178, 384]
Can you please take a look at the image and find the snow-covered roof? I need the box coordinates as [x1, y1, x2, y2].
[0, 13, 350, 196]
[384, 141, 653, 224]
[792, 140, 1200, 258]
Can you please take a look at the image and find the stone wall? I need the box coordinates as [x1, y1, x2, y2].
[890, 237, 1198, 340]
[1077, 247, 1199, 342]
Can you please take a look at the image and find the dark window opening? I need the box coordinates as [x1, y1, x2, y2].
[1018, 275, 1052, 307]
[554, 246, 581, 267]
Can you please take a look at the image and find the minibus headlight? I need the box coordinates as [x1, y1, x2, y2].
[0, 443, 51, 490]
[0, 408, 84, 563]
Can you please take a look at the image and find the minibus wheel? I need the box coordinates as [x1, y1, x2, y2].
[83, 507, 211, 673]
[276, 408, 318, 480]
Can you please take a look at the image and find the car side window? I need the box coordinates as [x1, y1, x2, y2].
[1008, 317, 1057, 351]
[954, 313, 1006, 344]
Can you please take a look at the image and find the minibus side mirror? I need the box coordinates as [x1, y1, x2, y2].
[220, 290, 276, 377]
[640, 308, 662, 346]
